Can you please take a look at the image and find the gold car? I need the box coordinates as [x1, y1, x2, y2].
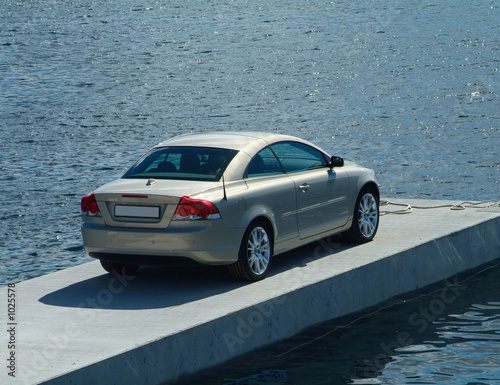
[81, 132, 379, 281]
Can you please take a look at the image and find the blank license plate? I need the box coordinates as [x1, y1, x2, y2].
[115, 205, 160, 219]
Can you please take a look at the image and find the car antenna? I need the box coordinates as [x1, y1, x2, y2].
[222, 172, 228, 201]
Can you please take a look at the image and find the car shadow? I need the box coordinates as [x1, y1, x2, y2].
[38, 264, 246, 310]
[39, 234, 356, 310]
[270, 234, 353, 276]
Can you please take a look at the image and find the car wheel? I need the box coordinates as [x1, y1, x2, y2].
[100, 260, 139, 276]
[229, 221, 273, 281]
[344, 187, 379, 243]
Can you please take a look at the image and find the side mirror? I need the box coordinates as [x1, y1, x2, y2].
[329, 156, 344, 168]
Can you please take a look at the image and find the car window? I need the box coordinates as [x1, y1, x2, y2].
[246, 147, 284, 178]
[122, 147, 238, 182]
[270, 141, 328, 173]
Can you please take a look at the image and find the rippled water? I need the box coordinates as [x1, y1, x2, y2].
[1, 0, 498, 283]
[0, 0, 499, 383]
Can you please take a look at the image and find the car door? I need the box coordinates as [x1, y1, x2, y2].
[270, 141, 350, 239]
[243, 146, 298, 244]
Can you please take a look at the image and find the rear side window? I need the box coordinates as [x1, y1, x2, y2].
[246, 147, 284, 178]
[123, 147, 238, 182]
[270, 141, 328, 173]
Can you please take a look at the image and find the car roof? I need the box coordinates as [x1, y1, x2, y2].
[156, 131, 300, 151]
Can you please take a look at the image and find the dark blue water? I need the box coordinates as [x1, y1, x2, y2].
[0, 0, 499, 383]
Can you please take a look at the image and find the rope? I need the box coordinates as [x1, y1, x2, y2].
[380, 199, 500, 216]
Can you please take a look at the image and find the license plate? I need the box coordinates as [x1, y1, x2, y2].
[115, 205, 160, 219]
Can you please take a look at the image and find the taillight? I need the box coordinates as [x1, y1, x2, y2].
[174, 196, 221, 220]
[81, 193, 100, 215]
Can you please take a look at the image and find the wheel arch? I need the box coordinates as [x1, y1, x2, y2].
[347, 178, 380, 221]
[239, 204, 277, 244]
[361, 181, 380, 200]
[247, 215, 275, 249]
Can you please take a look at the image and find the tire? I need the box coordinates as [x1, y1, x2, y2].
[344, 187, 379, 243]
[228, 221, 273, 281]
[100, 260, 139, 276]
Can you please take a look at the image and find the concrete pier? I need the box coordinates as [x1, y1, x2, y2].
[1, 199, 499, 385]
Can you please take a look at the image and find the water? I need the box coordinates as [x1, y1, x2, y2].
[0, 0, 498, 283]
[0, 0, 498, 383]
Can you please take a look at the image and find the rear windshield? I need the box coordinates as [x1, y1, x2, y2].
[123, 146, 238, 182]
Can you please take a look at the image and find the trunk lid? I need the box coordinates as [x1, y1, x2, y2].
[93, 178, 222, 228]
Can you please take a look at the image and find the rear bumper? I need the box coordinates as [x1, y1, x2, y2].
[88, 252, 204, 267]
[81, 219, 242, 266]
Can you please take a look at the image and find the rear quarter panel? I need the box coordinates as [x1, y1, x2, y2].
[218, 175, 298, 244]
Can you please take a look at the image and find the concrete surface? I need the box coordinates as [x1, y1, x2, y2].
[1, 199, 499, 385]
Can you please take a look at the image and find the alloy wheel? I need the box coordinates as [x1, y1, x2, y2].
[358, 192, 378, 238]
[246, 226, 271, 276]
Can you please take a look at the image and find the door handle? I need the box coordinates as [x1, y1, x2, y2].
[299, 183, 310, 192]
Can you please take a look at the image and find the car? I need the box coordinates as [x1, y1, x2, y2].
[81, 131, 379, 281]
